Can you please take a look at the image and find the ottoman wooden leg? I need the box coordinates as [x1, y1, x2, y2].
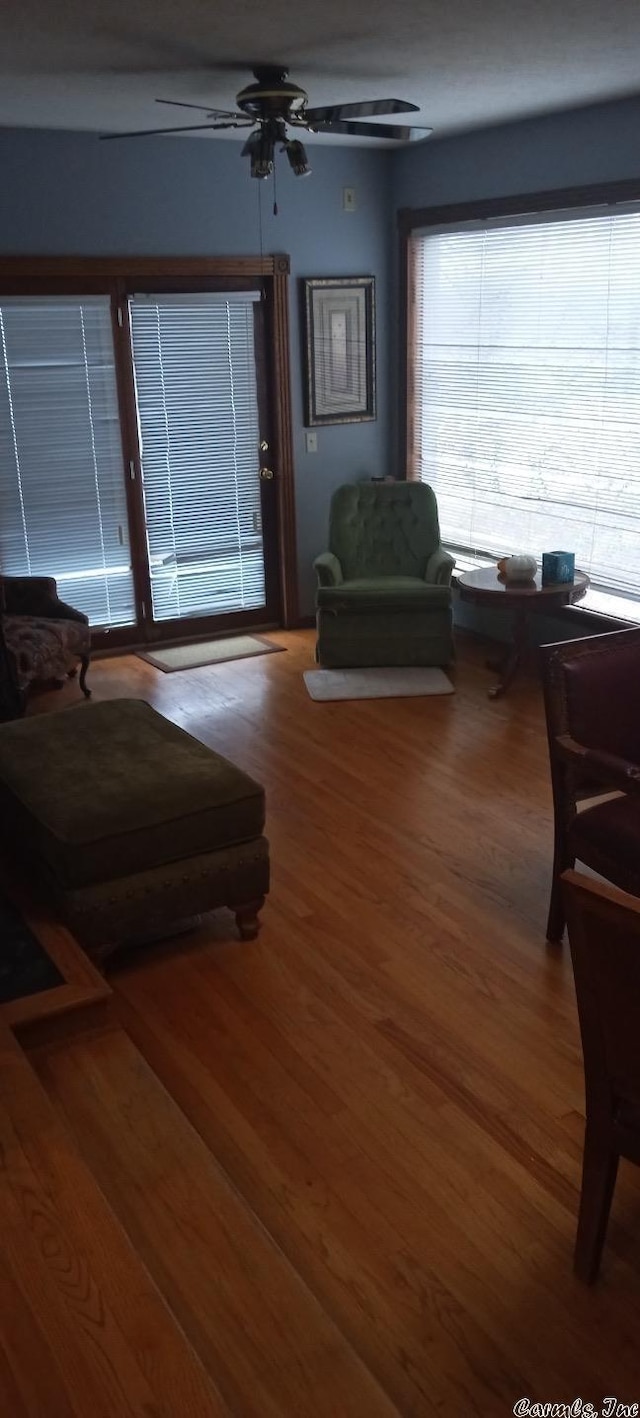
[234, 898, 265, 940]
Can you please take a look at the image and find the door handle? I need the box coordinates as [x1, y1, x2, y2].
[260, 466, 275, 481]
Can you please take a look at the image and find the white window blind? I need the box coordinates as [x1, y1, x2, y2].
[411, 208, 640, 599]
[0, 296, 135, 627]
[129, 291, 265, 623]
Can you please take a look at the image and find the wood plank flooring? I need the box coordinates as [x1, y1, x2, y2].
[0, 1024, 226, 1418]
[35, 1024, 399, 1418]
[21, 631, 640, 1415]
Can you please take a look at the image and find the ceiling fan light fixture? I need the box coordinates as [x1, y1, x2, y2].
[285, 140, 312, 177]
[243, 128, 275, 179]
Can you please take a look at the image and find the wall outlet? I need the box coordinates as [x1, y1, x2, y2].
[342, 187, 357, 212]
[305, 430, 318, 453]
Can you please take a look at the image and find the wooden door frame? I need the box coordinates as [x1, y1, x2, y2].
[0, 254, 299, 646]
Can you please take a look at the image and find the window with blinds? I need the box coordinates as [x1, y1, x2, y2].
[0, 296, 135, 627]
[410, 208, 640, 601]
[129, 291, 265, 623]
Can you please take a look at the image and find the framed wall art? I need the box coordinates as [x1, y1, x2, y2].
[302, 276, 376, 426]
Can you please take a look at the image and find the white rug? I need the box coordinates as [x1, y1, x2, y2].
[304, 667, 455, 702]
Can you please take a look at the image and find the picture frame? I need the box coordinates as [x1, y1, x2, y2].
[302, 276, 376, 426]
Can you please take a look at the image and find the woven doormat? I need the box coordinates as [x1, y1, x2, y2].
[138, 635, 284, 673]
[304, 666, 455, 702]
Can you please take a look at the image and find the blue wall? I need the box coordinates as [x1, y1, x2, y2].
[393, 93, 640, 209]
[3, 96, 640, 626]
[0, 127, 393, 617]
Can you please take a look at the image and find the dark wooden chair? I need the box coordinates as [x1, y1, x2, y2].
[541, 628, 640, 943]
[563, 868, 640, 1282]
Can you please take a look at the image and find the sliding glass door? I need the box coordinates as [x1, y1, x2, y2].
[0, 274, 286, 641]
[129, 291, 272, 626]
[0, 296, 136, 626]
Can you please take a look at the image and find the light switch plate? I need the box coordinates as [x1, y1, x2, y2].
[305, 431, 318, 453]
[342, 187, 357, 212]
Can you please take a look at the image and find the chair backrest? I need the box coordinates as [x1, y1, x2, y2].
[0, 575, 58, 616]
[563, 870, 640, 1126]
[541, 628, 640, 765]
[328, 482, 442, 581]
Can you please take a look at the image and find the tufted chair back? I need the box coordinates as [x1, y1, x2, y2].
[328, 482, 441, 581]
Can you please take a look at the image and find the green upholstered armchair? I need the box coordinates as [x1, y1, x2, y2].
[314, 482, 455, 668]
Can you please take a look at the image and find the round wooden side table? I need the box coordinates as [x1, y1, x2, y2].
[457, 566, 590, 698]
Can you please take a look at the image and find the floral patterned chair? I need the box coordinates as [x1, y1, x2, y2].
[0, 575, 91, 720]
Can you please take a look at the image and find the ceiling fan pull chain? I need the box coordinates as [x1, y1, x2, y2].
[273, 162, 278, 218]
[257, 181, 267, 302]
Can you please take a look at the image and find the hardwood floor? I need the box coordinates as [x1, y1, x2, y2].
[18, 631, 640, 1415]
[35, 1025, 397, 1418]
[0, 1024, 225, 1418]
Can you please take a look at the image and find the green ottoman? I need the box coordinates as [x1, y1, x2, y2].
[0, 698, 269, 962]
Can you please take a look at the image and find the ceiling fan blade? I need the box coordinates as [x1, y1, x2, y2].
[156, 99, 244, 118]
[308, 119, 432, 141]
[304, 98, 419, 123]
[100, 120, 251, 141]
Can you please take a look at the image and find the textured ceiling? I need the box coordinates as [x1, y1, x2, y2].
[1, 0, 640, 143]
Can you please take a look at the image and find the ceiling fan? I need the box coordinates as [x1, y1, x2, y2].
[101, 65, 432, 180]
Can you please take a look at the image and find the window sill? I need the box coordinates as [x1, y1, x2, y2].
[572, 587, 640, 625]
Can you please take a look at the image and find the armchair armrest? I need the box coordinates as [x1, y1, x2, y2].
[556, 734, 640, 796]
[314, 552, 343, 588]
[425, 547, 455, 587]
[47, 597, 89, 626]
[47, 595, 89, 623]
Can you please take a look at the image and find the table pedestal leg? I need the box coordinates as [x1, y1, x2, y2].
[486, 607, 529, 698]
